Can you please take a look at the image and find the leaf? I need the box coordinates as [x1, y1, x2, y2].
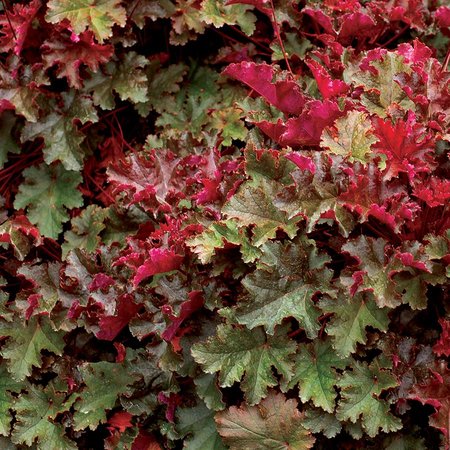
[73, 360, 138, 431]
[194, 373, 225, 411]
[201, 0, 257, 36]
[21, 92, 98, 171]
[320, 292, 389, 357]
[14, 162, 83, 239]
[302, 408, 342, 438]
[12, 383, 77, 449]
[321, 110, 378, 163]
[433, 319, 450, 357]
[407, 363, 450, 445]
[287, 340, 349, 412]
[306, 59, 348, 99]
[192, 324, 296, 405]
[223, 179, 299, 247]
[0, 316, 65, 381]
[274, 99, 343, 147]
[343, 51, 415, 116]
[372, 111, 435, 180]
[187, 220, 260, 264]
[235, 236, 333, 337]
[176, 402, 226, 450]
[337, 360, 402, 437]
[215, 391, 315, 450]
[0, 365, 21, 436]
[223, 62, 306, 115]
[342, 236, 400, 308]
[62, 205, 108, 258]
[45, 0, 127, 43]
[0, 111, 20, 169]
[42, 31, 114, 89]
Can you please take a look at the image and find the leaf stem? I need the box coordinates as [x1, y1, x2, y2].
[269, 0, 293, 75]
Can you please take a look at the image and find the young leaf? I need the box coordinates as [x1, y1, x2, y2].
[215, 391, 315, 450]
[14, 162, 83, 239]
[0, 316, 65, 381]
[45, 0, 127, 43]
[320, 292, 389, 357]
[337, 360, 402, 437]
[12, 383, 77, 449]
[192, 324, 296, 405]
[287, 340, 349, 413]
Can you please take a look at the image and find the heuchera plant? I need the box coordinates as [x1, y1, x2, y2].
[0, 0, 449, 448]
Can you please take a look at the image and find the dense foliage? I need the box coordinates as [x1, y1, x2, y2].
[0, 0, 449, 448]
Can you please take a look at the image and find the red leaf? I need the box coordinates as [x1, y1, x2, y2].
[133, 248, 184, 286]
[132, 431, 162, 450]
[388, 0, 426, 31]
[108, 411, 133, 433]
[408, 363, 450, 444]
[302, 8, 335, 35]
[42, 31, 114, 88]
[279, 100, 344, 146]
[285, 153, 316, 173]
[162, 290, 204, 342]
[413, 178, 450, 208]
[223, 62, 306, 115]
[434, 319, 450, 357]
[435, 6, 450, 28]
[96, 295, 141, 341]
[306, 59, 348, 99]
[338, 12, 378, 46]
[372, 112, 435, 180]
[0, 0, 40, 55]
[88, 273, 115, 292]
[157, 392, 181, 423]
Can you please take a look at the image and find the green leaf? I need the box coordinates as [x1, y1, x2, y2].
[321, 111, 378, 163]
[17, 262, 70, 316]
[0, 365, 21, 436]
[14, 162, 83, 239]
[215, 391, 315, 450]
[0, 111, 20, 169]
[0, 316, 65, 381]
[245, 145, 296, 187]
[235, 237, 333, 337]
[21, 92, 98, 171]
[176, 402, 226, 450]
[86, 52, 150, 110]
[201, 0, 256, 35]
[303, 407, 342, 439]
[287, 340, 349, 413]
[223, 179, 299, 247]
[192, 324, 296, 405]
[45, 0, 127, 43]
[73, 360, 138, 431]
[344, 52, 414, 116]
[187, 220, 260, 264]
[62, 205, 107, 258]
[336, 360, 402, 437]
[320, 292, 389, 357]
[275, 153, 355, 236]
[12, 383, 77, 449]
[342, 236, 400, 308]
[194, 373, 225, 411]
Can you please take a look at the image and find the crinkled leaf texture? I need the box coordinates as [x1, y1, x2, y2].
[215, 391, 315, 450]
[192, 324, 296, 405]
